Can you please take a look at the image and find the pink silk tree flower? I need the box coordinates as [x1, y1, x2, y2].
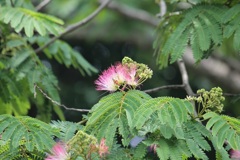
[125, 63, 138, 86]
[45, 142, 69, 160]
[230, 149, 240, 160]
[98, 138, 109, 158]
[95, 58, 152, 92]
[115, 63, 130, 84]
[95, 65, 119, 92]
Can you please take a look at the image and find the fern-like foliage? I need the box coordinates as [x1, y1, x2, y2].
[51, 120, 83, 142]
[0, 76, 30, 116]
[183, 121, 212, 159]
[0, 140, 45, 160]
[153, 13, 182, 68]
[85, 90, 152, 148]
[0, 26, 97, 118]
[133, 97, 194, 134]
[86, 89, 199, 159]
[0, 35, 63, 118]
[131, 96, 218, 159]
[154, 4, 225, 67]
[156, 138, 191, 160]
[0, 37, 31, 116]
[106, 142, 148, 160]
[222, 4, 240, 51]
[0, 114, 60, 154]
[203, 112, 240, 150]
[141, 120, 212, 160]
[0, 6, 64, 37]
[0, 0, 97, 119]
[28, 36, 98, 76]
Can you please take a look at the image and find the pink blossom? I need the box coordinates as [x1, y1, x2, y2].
[125, 63, 138, 86]
[95, 59, 151, 91]
[95, 65, 119, 92]
[115, 63, 130, 84]
[95, 63, 137, 91]
[98, 138, 109, 157]
[45, 142, 68, 160]
[230, 149, 240, 160]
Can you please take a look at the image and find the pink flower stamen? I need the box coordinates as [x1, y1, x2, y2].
[98, 138, 109, 157]
[45, 142, 68, 160]
[95, 57, 152, 92]
[95, 65, 119, 92]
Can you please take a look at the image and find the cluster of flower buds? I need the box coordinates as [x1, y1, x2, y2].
[95, 57, 153, 92]
[187, 87, 225, 114]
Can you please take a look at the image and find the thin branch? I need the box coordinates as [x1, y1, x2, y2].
[223, 93, 240, 97]
[177, 59, 195, 96]
[144, 84, 184, 93]
[157, 0, 167, 17]
[36, 0, 52, 11]
[35, 0, 112, 54]
[34, 83, 90, 112]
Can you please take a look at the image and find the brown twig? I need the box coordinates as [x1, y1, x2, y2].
[36, 0, 52, 11]
[144, 84, 184, 93]
[35, 0, 112, 54]
[34, 83, 90, 112]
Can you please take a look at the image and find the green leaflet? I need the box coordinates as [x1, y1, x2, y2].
[184, 121, 211, 158]
[51, 121, 83, 142]
[203, 112, 240, 150]
[0, 32, 96, 118]
[186, 139, 208, 160]
[0, 72, 30, 116]
[0, 6, 64, 37]
[222, 4, 240, 51]
[0, 114, 60, 153]
[28, 36, 98, 76]
[0, 34, 65, 119]
[0, 140, 45, 160]
[132, 97, 194, 130]
[85, 90, 152, 148]
[155, 138, 192, 160]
